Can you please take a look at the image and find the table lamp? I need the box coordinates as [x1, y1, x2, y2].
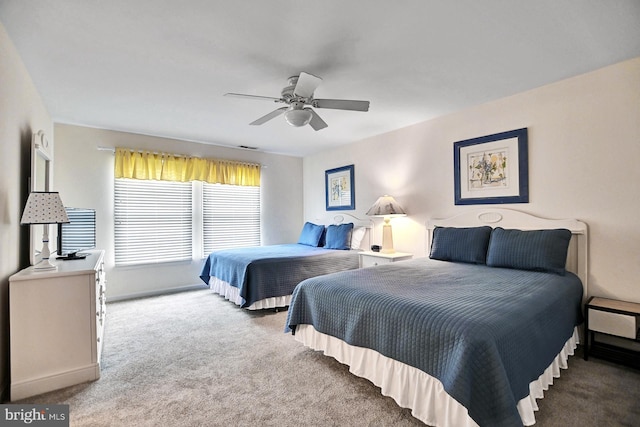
[366, 195, 406, 254]
[21, 191, 69, 270]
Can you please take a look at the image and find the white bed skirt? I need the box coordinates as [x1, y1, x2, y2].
[294, 324, 579, 427]
[208, 277, 291, 310]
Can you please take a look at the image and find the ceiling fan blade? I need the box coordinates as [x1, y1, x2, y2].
[308, 109, 328, 131]
[312, 99, 370, 112]
[294, 72, 323, 98]
[249, 107, 288, 125]
[225, 93, 283, 103]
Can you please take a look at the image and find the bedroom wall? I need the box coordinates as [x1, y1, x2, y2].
[0, 22, 54, 400]
[53, 124, 303, 300]
[303, 56, 640, 304]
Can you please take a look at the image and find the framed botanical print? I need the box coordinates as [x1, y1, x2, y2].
[454, 128, 528, 205]
[325, 164, 355, 210]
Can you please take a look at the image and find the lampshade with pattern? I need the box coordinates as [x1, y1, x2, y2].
[21, 192, 69, 270]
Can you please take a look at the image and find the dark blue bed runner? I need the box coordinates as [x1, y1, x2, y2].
[200, 244, 360, 307]
[285, 258, 583, 427]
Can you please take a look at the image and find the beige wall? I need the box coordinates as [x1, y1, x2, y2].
[0, 22, 53, 400]
[53, 124, 303, 300]
[304, 57, 640, 303]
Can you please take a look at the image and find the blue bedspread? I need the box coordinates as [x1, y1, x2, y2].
[285, 258, 583, 427]
[200, 244, 360, 307]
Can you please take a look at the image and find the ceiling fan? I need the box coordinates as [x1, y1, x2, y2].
[225, 72, 370, 131]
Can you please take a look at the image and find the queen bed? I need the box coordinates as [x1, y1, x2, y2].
[200, 215, 370, 310]
[285, 209, 588, 426]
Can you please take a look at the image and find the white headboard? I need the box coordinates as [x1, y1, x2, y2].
[426, 208, 588, 297]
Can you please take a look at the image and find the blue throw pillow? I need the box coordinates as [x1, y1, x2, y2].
[324, 223, 354, 250]
[429, 226, 492, 264]
[297, 222, 325, 247]
[486, 227, 572, 275]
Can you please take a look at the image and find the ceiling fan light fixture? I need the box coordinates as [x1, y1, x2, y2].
[284, 108, 312, 127]
[228, 72, 370, 130]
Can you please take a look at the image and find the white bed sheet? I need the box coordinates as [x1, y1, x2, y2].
[209, 276, 291, 310]
[295, 324, 579, 426]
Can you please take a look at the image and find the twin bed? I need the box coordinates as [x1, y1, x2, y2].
[199, 215, 370, 310]
[285, 209, 588, 427]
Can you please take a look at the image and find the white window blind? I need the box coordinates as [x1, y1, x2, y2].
[203, 183, 260, 253]
[115, 178, 192, 266]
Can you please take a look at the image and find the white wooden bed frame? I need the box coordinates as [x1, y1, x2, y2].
[210, 213, 372, 310]
[294, 208, 588, 426]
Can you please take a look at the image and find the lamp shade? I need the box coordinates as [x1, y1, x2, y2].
[21, 192, 69, 225]
[366, 195, 406, 217]
[284, 108, 313, 127]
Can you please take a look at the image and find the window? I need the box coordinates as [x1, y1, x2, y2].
[203, 183, 260, 253]
[114, 179, 261, 266]
[114, 179, 192, 265]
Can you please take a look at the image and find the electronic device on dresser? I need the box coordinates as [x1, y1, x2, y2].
[57, 207, 96, 260]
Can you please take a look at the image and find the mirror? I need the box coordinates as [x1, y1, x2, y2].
[30, 130, 53, 265]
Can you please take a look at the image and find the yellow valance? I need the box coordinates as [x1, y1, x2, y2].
[114, 148, 260, 186]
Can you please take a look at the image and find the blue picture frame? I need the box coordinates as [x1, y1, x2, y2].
[325, 164, 355, 211]
[454, 128, 528, 205]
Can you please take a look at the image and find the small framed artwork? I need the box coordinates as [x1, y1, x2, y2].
[454, 128, 528, 205]
[325, 164, 355, 211]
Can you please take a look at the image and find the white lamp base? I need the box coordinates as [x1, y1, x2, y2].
[34, 228, 57, 270]
[33, 258, 57, 271]
[380, 220, 395, 254]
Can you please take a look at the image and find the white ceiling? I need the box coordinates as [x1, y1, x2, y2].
[2, 1, 640, 157]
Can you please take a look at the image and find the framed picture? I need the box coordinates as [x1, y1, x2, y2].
[454, 128, 528, 205]
[325, 164, 355, 210]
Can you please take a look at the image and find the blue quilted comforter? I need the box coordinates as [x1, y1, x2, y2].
[285, 258, 583, 427]
[200, 244, 360, 307]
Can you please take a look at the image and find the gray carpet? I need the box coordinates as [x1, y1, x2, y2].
[17, 289, 640, 426]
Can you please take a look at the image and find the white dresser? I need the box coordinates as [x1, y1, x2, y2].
[9, 250, 106, 400]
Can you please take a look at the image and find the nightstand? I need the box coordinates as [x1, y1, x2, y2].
[584, 296, 640, 369]
[359, 251, 413, 268]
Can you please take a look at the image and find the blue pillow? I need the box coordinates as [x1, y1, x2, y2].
[486, 227, 572, 275]
[298, 222, 325, 247]
[324, 223, 354, 250]
[429, 226, 492, 264]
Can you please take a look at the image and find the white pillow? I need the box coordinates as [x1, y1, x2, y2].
[350, 227, 367, 250]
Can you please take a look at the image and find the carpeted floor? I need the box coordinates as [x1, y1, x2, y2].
[16, 289, 640, 426]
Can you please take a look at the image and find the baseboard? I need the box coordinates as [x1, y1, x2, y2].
[107, 283, 208, 302]
[11, 364, 99, 401]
